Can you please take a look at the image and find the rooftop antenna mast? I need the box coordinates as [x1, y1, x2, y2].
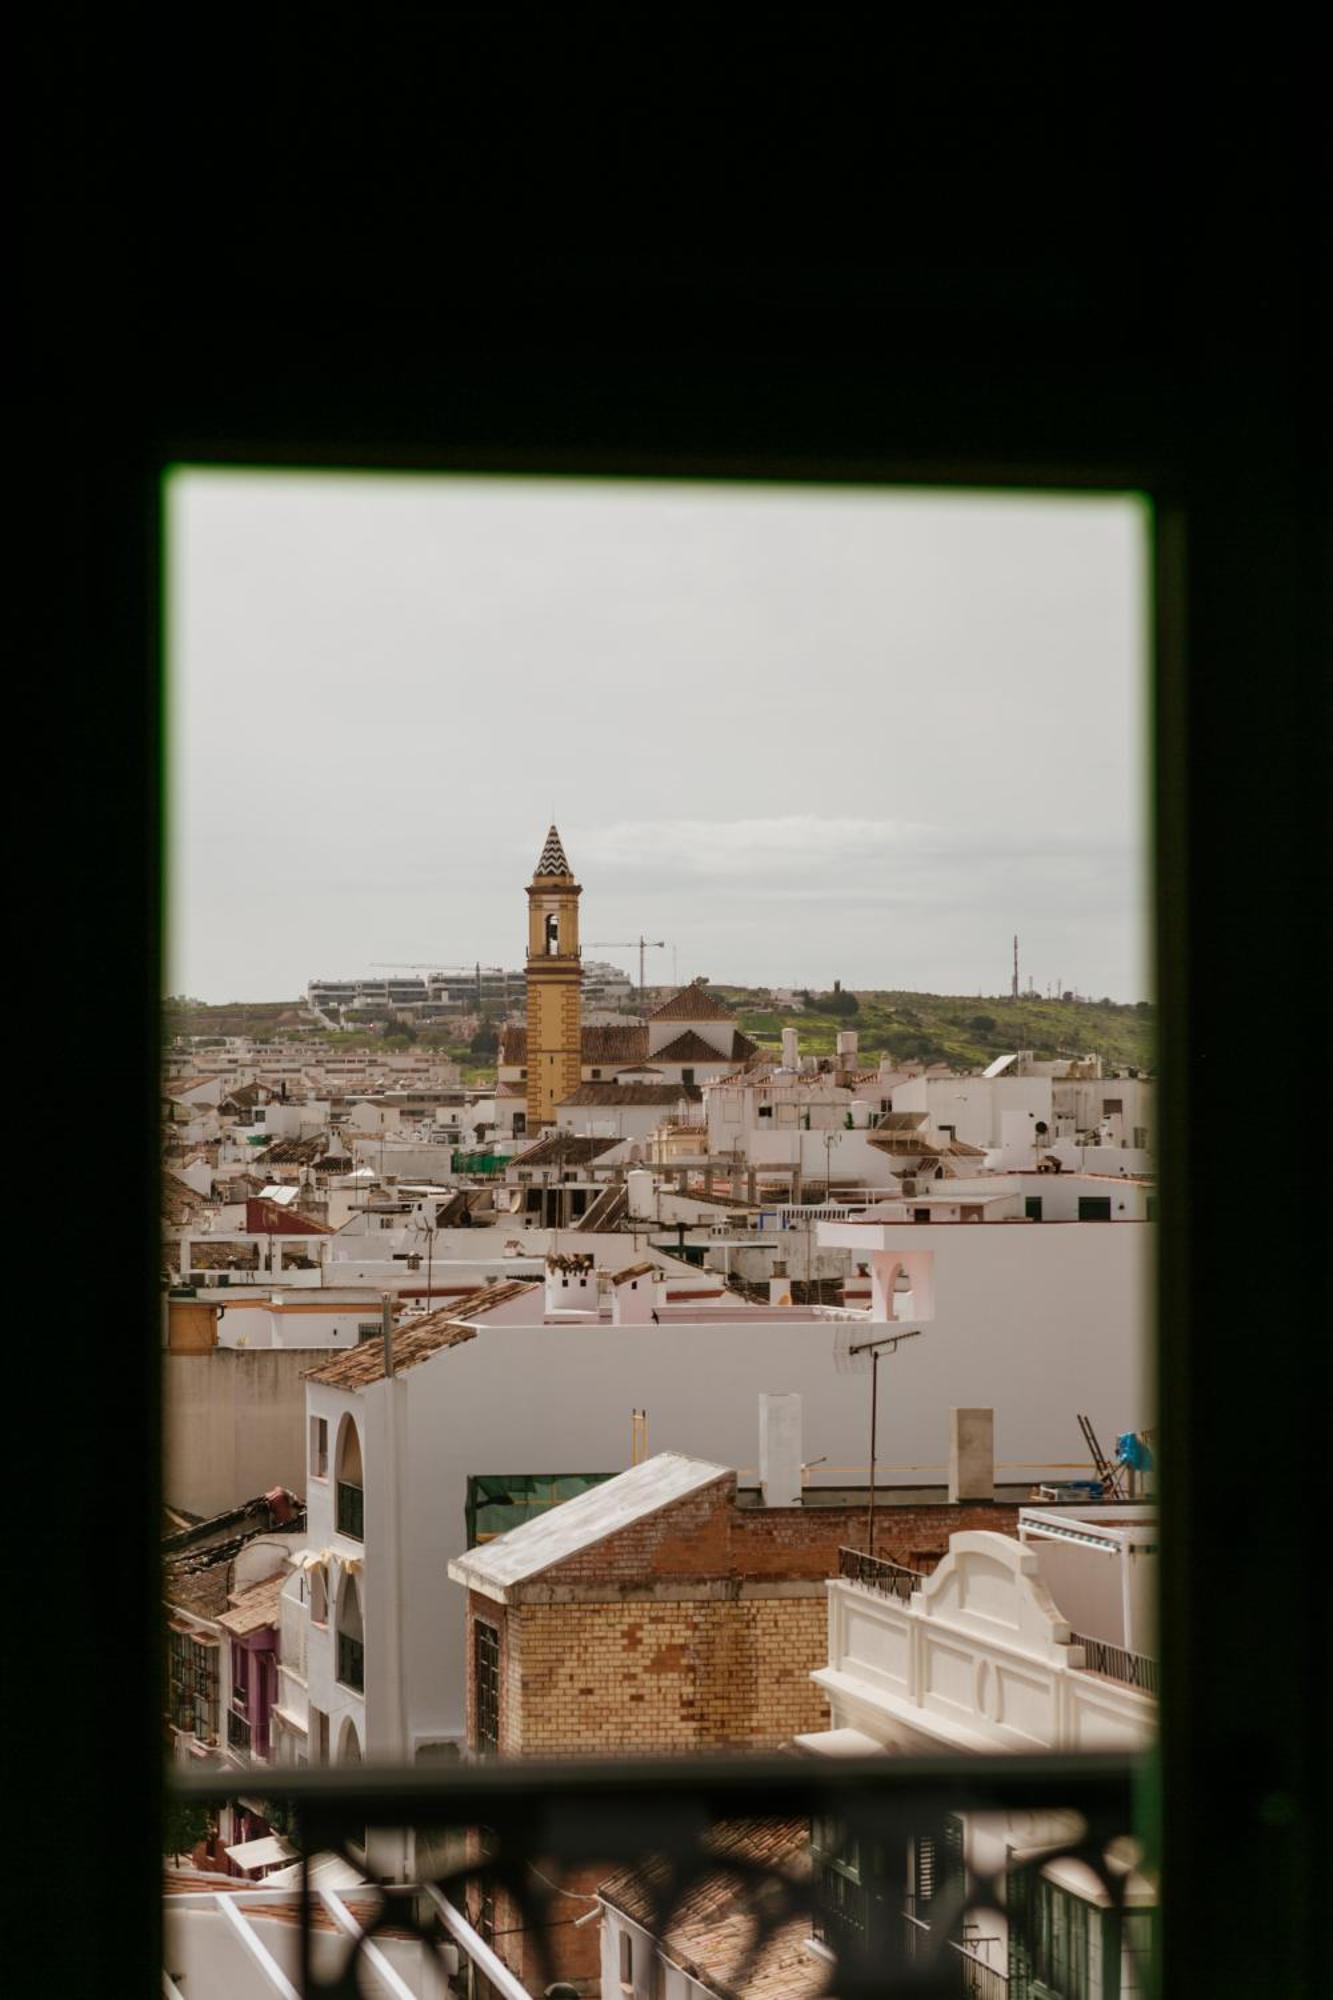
[835, 1323, 925, 1557]
[1012, 935, 1020, 1001]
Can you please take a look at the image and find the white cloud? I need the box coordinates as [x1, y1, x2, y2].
[562, 816, 934, 879]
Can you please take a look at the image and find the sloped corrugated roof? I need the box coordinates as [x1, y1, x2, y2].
[572, 1184, 629, 1231]
[511, 1132, 622, 1167]
[448, 1453, 731, 1593]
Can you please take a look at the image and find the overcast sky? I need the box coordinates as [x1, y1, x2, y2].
[166, 472, 1149, 1004]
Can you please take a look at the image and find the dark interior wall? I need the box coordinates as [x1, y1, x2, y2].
[19, 22, 1329, 1995]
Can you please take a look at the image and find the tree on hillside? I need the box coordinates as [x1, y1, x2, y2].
[469, 1022, 499, 1056]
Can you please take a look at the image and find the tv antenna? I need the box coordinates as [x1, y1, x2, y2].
[835, 1323, 925, 1555]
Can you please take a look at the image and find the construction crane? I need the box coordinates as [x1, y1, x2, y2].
[585, 937, 667, 1010]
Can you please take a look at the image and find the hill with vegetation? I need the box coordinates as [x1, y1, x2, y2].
[165, 987, 1154, 1077]
[717, 987, 1155, 1074]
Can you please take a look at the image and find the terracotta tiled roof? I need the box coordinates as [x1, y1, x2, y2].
[559, 1083, 703, 1106]
[500, 1023, 650, 1067]
[263, 1135, 330, 1165]
[650, 1030, 736, 1064]
[586, 1025, 651, 1061]
[533, 824, 575, 878]
[163, 1493, 304, 1620]
[163, 1170, 208, 1226]
[217, 1570, 286, 1637]
[599, 1820, 818, 2000]
[648, 984, 738, 1024]
[447, 1279, 540, 1320]
[303, 1312, 476, 1389]
[611, 1261, 658, 1283]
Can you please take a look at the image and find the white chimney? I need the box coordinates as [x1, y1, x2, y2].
[759, 1392, 803, 1507]
[611, 1265, 656, 1325]
[781, 1027, 799, 1070]
[545, 1258, 596, 1317]
[836, 1029, 859, 1067]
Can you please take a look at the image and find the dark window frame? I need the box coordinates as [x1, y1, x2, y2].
[474, 1618, 501, 1754]
[37, 111, 1327, 1996]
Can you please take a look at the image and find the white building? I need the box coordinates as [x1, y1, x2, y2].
[794, 1515, 1156, 1997]
[284, 1210, 1149, 1804]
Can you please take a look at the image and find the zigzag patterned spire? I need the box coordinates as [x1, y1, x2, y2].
[534, 824, 573, 878]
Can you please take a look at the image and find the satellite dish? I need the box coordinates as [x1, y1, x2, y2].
[834, 1325, 873, 1374]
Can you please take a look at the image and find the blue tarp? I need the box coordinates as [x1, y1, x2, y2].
[1116, 1431, 1153, 1470]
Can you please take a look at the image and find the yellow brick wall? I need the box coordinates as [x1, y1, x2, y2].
[525, 971, 582, 1125]
[509, 1597, 831, 1754]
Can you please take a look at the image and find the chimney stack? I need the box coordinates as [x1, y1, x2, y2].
[948, 1407, 994, 1502]
[759, 1392, 803, 1507]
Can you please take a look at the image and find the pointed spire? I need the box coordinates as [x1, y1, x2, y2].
[534, 824, 573, 878]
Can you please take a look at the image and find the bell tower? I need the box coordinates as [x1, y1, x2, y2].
[525, 825, 582, 1129]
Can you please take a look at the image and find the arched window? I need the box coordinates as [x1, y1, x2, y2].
[335, 1415, 364, 1540]
[309, 1564, 327, 1626]
[336, 1714, 362, 1764]
[335, 1569, 364, 1692]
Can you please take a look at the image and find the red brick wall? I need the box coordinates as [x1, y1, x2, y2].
[536, 1474, 1021, 1586]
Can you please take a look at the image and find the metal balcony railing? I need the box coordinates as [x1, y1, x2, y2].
[838, 1545, 927, 1599]
[1069, 1632, 1160, 1696]
[166, 1750, 1143, 2000]
[952, 1938, 1010, 2000]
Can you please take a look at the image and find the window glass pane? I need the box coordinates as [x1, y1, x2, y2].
[163, 473, 1152, 1993]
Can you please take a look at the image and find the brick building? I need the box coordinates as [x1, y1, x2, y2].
[446, 1452, 1020, 1996]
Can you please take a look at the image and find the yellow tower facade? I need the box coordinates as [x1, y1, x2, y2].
[525, 825, 582, 1129]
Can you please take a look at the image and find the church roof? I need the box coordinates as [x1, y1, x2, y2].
[499, 1023, 649, 1067]
[652, 1028, 759, 1064]
[533, 824, 574, 878]
[648, 983, 737, 1024]
[559, 1082, 703, 1106]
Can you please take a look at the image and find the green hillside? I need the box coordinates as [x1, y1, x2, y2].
[165, 987, 1155, 1077]
[163, 997, 313, 1042]
[718, 988, 1155, 1074]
